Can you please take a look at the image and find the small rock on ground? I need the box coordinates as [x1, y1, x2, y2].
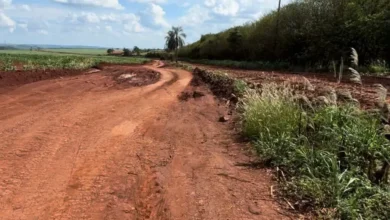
[248, 203, 261, 215]
[219, 116, 230, 122]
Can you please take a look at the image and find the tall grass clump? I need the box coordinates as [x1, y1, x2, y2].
[240, 83, 303, 164]
[239, 83, 390, 219]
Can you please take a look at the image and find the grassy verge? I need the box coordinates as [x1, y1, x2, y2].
[0, 53, 150, 71]
[176, 62, 390, 219]
[240, 84, 390, 219]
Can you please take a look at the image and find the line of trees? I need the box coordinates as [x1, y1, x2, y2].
[107, 46, 142, 56]
[179, 0, 390, 68]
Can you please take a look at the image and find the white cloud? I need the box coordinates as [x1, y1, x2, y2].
[0, 0, 12, 9]
[69, 12, 101, 24]
[64, 12, 146, 34]
[205, 0, 240, 16]
[140, 3, 169, 28]
[21, 4, 31, 11]
[0, 12, 15, 32]
[105, 25, 112, 32]
[17, 23, 27, 30]
[129, 0, 166, 3]
[53, 0, 124, 10]
[37, 29, 49, 35]
[122, 14, 145, 33]
[180, 5, 211, 26]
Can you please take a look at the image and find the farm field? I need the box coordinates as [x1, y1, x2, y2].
[0, 52, 149, 72]
[43, 48, 107, 55]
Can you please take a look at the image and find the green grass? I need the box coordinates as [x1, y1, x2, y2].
[0, 50, 53, 55]
[181, 59, 290, 71]
[0, 52, 150, 71]
[239, 83, 390, 219]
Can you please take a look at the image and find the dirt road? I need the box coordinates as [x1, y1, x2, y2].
[0, 63, 289, 219]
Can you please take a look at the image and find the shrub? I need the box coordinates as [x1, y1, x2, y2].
[368, 60, 389, 76]
[123, 48, 132, 56]
[107, 48, 114, 54]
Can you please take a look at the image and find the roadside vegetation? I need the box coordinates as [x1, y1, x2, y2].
[174, 61, 390, 219]
[239, 86, 390, 219]
[178, 0, 390, 75]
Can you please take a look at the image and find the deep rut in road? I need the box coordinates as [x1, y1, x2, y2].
[0, 63, 291, 219]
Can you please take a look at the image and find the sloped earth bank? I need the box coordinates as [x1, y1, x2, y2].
[0, 61, 291, 219]
[185, 63, 390, 109]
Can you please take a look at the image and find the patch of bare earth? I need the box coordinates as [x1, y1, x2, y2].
[187, 63, 390, 109]
[0, 61, 292, 219]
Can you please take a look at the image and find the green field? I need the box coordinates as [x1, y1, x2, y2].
[43, 48, 107, 55]
[0, 51, 149, 71]
[0, 50, 54, 55]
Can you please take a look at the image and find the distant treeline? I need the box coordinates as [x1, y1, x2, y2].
[179, 0, 390, 68]
[0, 46, 17, 50]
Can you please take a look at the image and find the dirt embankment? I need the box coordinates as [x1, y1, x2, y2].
[0, 64, 158, 89]
[0, 62, 291, 219]
[186, 63, 390, 109]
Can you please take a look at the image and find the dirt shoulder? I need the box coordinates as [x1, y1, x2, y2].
[0, 63, 290, 219]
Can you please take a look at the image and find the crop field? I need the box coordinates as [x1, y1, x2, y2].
[0, 52, 149, 71]
[42, 48, 107, 55]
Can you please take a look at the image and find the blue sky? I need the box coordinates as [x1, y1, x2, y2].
[0, 0, 292, 48]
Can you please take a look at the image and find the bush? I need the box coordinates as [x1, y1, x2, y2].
[145, 51, 173, 60]
[368, 60, 389, 76]
[107, 48, 114, 54]
[239, 83, 390, 218]
[123, 48, 132, 56]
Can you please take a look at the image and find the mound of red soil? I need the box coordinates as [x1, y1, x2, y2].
[0, 69, 86, 87]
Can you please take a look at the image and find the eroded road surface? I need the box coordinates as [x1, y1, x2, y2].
[0, 62, 290, 219]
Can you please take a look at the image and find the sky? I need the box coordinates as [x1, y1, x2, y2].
[0, 0, 292, 48]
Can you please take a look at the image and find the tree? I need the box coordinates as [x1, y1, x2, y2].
[227, 28, 243, 59]
[107, 48, 114, 54]
[133, 46, 141, 56]
[123, 48, 132, 56]
[165, 26, 186, 62]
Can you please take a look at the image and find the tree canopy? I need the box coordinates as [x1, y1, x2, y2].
[179, 0, 390, 67]
[165, 26, 186, 61]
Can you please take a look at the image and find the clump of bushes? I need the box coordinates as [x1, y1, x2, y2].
[145, 51, 173, 61]
[239, 84, 390, 219]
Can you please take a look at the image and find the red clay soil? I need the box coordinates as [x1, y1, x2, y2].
[187, 63, 390, 109]
[0, 65, 158, 89]
[0, 69, 85, 88]
[0, 61, 292, 219]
